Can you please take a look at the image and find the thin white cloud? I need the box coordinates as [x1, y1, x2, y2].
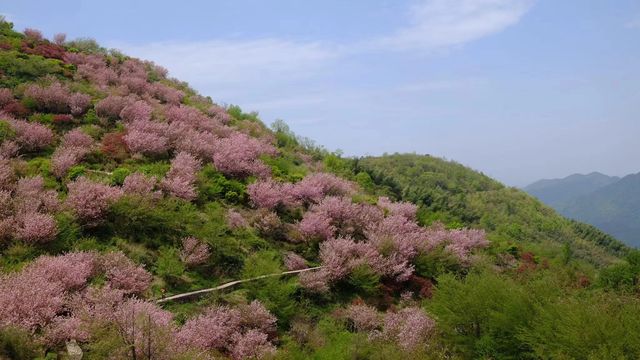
[110, 0, 532, 111]
[370, 0, 534, 51]
[112, 0, 533, 81]
[114, 38, 340, 87]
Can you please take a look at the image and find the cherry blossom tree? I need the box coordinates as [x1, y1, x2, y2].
[180, 236, 210, 267]
[23, 28, 43, 41]
[123, 127, 169, 156]
[13, 211, 58, 243]
[119, 100, 152, 122]
[151, 83, 184, 104]
[284, 252, 308, 271]
[52, 129, 94, 177]
[247, 179, 296, 209]
[213, 132, 277, 178]
[161, 152, 201, 200]
[65, 177, 123, 222]
[0, 269, 65, 331]
[122, 172, 158, 197]
[345, 304, 381, 332]
[175, 301, 276, 358]
[291, 173, 356, 205]
[7, 119, 54, 151]
[230, 329, 276, 360]
[226, 209, 248, 229]
[24, 82, 91, 115]
[0, 88, 13, 107]
[101, 251, 152, 295]
[53, 33, 66, 45]
[0, 158, 14, 190]
[95, 95, 132, 119]
[13, 175, 59, 213]
[377, 307, 435, 351]
[377, 197, 418, 220]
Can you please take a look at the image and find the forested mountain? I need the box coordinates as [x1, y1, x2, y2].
[357, 154, 627, 264]
[525, 172, 640, 247]
[561, 172, 640, 247]
[2, 20, 640, 360]
[524, 172, 620, 209]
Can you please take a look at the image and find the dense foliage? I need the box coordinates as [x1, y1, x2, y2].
[0, 19, 639, 359]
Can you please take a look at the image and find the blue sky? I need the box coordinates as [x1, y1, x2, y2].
[3, 0, 639, 186]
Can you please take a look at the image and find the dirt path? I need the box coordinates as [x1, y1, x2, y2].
[156, 266, 323, 304]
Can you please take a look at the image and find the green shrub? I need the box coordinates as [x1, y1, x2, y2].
[0, 50, 65, 87]
[28, 113, 54, 125]
[67, 165, 86, 180]
[45, 212, 81, 253]
[428, 272, 535, 358]
[105, 196, 196, 248]
[156, 247, 185, 280]
[0, 326, 41, 360]
[0, 120, 16, 142]
[345, 264, 380, 296]
[599, 263, 636, 291]
[111, 167, 131, 186]
[83, 108, 99, 124]
[522, 293, 640, 359]
[197, 165, 247, 204]
[242, 250, 298, 328]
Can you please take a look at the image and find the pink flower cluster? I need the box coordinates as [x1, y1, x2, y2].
[376, 307, 436, 350]
[0, 252, 97, 331]
[100, 251, 153, 295]
[296, 197, 488, 291]
[226, 209, 248, 229]
[94, 95, 134, 119]
[122, 172, 159, 197]
[175, 300, 276, 359]
[24, 82, 91, 115]
[212, 132, 277, 178]
[0, 88, 13, 107]
[6, 118, 54, 151]
[65, 177, 123, 223]
[344, 304, 435, 351]
[73, 54, 118, 88]
[46, 286, 174, 358]
[298, 196, 383, 241]
[161, 152, 201, 200]
[284, 252, 308, 271]
[52, 129, 95, 177]
[377, 196, 418, 220]
[248, 172, 356, 210]
[0, 176, 60, 243]
[345, 304, 381, 332]
[123, 119, 169, 156]
[180, 236, 210, 267]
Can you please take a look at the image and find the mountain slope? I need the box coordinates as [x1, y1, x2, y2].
[356, 153, 627, 263]
[524, 172, 620, 209]
[562, 172, 640, 246]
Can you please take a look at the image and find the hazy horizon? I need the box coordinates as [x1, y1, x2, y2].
[3, 0, 639, 186]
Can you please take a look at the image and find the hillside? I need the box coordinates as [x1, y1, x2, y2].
[524, 172, 620, 209]
[525, 172, 640, 247]
[561, 172, 640, 247]
[2, 20, 640, 360]
[356, 154, 627, 263]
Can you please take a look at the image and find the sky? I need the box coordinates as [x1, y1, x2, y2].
[2, 0, 639, 186]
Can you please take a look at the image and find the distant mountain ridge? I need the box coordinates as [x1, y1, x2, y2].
[524, 172, 620, 209]
[525, 172, 640, 247]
